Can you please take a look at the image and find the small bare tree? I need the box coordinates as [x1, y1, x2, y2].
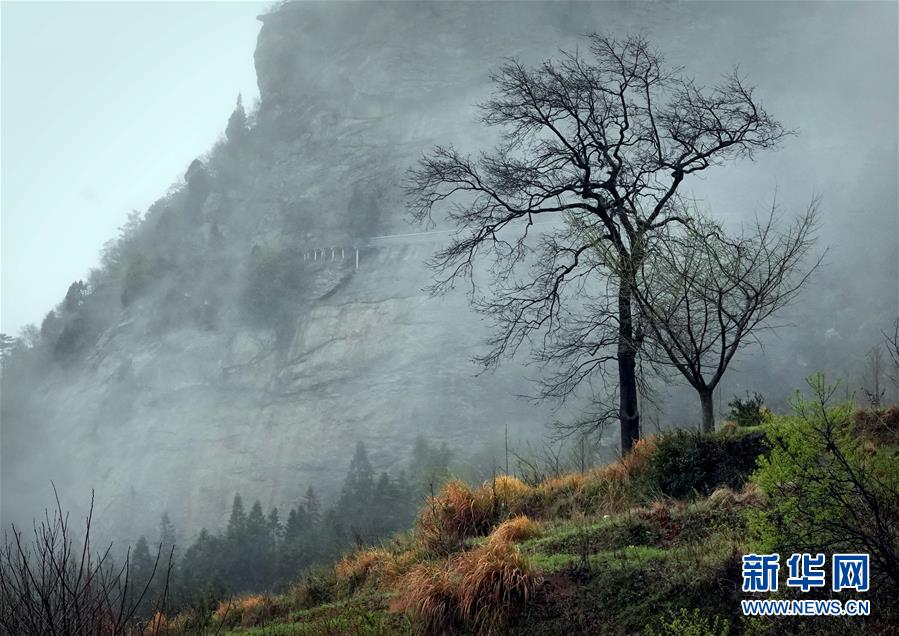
[408, 33, 788, 454]
[882, 318, 899, 395]
[624, 200, 820, 431]
[0, 488, 172, 636]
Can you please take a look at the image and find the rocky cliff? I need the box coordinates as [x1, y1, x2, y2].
[7, 0, 893, 544]
[3, 1, 635, 540]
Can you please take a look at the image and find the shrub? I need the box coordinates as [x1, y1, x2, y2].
[121, 254, 168, 307]
[0, 491, 169, 636]
[241, 246, 307, 335]
[851, 405, 899, 443]
[489, 516, 542, 544]
[749, 375, 899, 590]
[645, 607, 729, 636]
[726, 392, 768, 427]
[286, 567, 338, 610]
[647, 429, 767, 499]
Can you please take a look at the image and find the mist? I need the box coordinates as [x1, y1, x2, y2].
[0, 1, 896, 616]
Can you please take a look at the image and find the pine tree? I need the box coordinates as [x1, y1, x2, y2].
[279, 507, 303, 584]
[245, 501, 270, 590]
[370, 472, 398, 538]
[267, 507, 282, 542]
[409, 436, 452, 499]
[226, 494, 247, 539]
[224, 494, 248, 592]
[158, 513, 176, 555]
[337, 442, 376, 545]
[63, 280, 86, 312]
[225, 93, 249, 143]
[180, 529, 223, 598]
[157, 512, 177, 583]
[303, 487, 321, 527]
[129, 536, 156, 616]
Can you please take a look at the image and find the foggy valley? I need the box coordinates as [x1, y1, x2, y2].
[1, 2, 897, 634]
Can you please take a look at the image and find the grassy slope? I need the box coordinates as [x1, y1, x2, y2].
[184, 418, 896, 636]
[211, 498, 750, 635]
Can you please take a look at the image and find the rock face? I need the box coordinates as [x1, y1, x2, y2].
[15, 0, 885, 542]
[4, 1, 636, 540]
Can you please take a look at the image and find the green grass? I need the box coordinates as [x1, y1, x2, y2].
[218, 596, 408, 636]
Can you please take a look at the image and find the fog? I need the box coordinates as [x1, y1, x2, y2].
[1, 0, 896, 563]
[1, 1, 265, 336]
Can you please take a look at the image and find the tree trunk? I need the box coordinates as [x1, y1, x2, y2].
[699, 388, 715, 433]
[618, 285, 640, 455]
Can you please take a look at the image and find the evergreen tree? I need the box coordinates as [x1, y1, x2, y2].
[180, 529, 223, 599]
[158, 513, 176, 556]
[337, 442, 376, 544]
[157, 512, 177, 584]
[409, 436, 451, 499]
[371, 472, 401, 538]
[267, 507, 282, 542]
[303, 487, 321, 526]
[63, 280, 86, 312]
[226, 494, 247, 539]
[224, 494, 248, 591]
[393, 468, 418, 526]
[245, 500, 270, 590]
[225, 93, 249, 143]
[129, 536, 156, 616]
[279, 507, 305, 584]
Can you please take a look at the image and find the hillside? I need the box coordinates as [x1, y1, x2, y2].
[2, 0, 896, 549]
[2, 1, 594, 538]
[143, 401, 899, 635]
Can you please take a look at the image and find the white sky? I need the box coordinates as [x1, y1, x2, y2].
[1, 1, 268, 335]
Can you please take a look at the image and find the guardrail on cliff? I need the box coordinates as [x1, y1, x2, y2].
[300, 221, 561, 270]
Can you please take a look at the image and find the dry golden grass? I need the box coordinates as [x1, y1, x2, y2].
[335, 548, 391, 582]
[414, 438, 659, 550]
[380, 549, 420, 584]
[391, 537, 540, 633]
[212, 594, 271, 628]
[852, 406, 899, 443]
[336, 547, 420, 588]
[489, 515, 542, 544]
[489, 475, 533, 512]
[539, 472, 586, 497]
[139, 611, 193, 635]
[621, 435, 658, 475]
[418, 480, 497, 550]
[390, 560, 461, 634]
[572, 436, 657, 514]
[579, 465, 636, 513]
[142, 612, 168, 635]
[736, 482, 763, 507]
[455, 539, 540, 631]
[706, 483, 763, 509]
[706, 486, 739, 509]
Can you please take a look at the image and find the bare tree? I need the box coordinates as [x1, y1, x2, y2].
[862, 345, 887, 408]
[623, 200, 820, 431]
[407, 33, 788, 453]
[0, 487, 172, 636]
[882, 318, 899, 393]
